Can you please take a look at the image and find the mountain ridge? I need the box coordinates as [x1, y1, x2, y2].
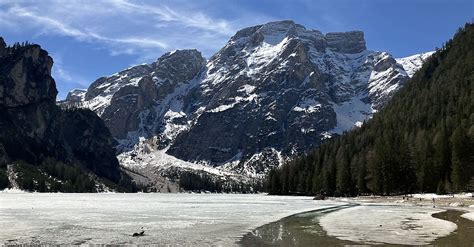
[63, 20, 433, 191]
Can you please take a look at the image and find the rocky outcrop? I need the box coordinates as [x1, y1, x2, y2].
[101, 76, 158, 138]
[65, 89, 86, 103]
[0, 38, 130, 191]
[325, 31, 366, 53]
[0, 44, 57, 107]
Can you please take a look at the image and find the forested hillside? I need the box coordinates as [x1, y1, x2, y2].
[267, 23, 474, 196]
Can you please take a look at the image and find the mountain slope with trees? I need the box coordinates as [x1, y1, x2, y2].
[267, 23, 474, 196]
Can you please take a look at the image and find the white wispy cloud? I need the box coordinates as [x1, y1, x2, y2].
[0, 0, 242, 57]
[109, 0, 234, 36]
[2, 3, 169, 50]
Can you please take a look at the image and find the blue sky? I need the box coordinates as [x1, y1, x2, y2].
[1, 0, 472, 99]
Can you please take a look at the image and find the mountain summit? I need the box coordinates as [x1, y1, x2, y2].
[64, 21, 432, 191]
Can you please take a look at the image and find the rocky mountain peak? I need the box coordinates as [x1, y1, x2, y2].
[154, 49, 206, 83]
[230, 20, 315, 42]
[225, 20, 365, 56]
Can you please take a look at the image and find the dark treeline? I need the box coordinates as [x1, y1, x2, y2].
[3, 41, 34, 54]
[267, 23, 474, 196]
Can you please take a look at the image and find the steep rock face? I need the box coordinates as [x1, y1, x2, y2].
[66, 21, 432, 185]
[325, 31, 366, 53]
[0, 39, 126, 191]
[101, 76, 158, 138]
[0, 44, 57, 107]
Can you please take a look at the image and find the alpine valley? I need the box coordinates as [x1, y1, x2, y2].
[61, 20, 433, 192]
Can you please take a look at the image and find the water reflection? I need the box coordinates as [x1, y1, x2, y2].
[240, 204, 362, 246]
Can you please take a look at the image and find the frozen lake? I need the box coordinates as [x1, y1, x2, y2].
[0, 193, 341, 245]
[1, 193, 471, 245]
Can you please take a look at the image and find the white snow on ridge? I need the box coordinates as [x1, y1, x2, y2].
[245, 36, 289, 76]
[396, 51, 434, 77]
[207, 93, 258, 113]
[83, 94, 113, 115]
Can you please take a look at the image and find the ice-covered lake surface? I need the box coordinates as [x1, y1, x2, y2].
[1, 193, 471, 246]
[0, 193, 341, 245]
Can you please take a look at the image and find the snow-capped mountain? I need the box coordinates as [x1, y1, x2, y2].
[64, 21, 431, 191]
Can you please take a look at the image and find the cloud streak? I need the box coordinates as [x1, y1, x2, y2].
[110, 0, 234, 36]
[0, 0, 240, 57]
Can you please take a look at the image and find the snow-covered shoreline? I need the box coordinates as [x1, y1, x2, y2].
[309, 193, 474, 245]
[319, 204, 457, 245]
[335, 193, 474, 208]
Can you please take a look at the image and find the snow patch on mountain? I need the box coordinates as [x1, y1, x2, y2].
[246, 37, 290, 76]
[331, 94, 374, 134]
[396, 51, 434, 77]
[119, 138, 235, 177]
[293, 98, 322, 113]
